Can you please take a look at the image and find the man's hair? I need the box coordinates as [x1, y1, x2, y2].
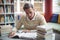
[23, 3, 33, 10]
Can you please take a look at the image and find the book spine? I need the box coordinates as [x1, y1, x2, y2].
[8, 6, 11, 13]
[0, 0, 4, 3]
[4, 0, 6, 4]
[5, 16, 8, 22]
[9, 15, 14, 22]
[11, 0, 14, 3]
[1, 16, 4, 23]
[0, 0, 2, 3]
[6, 0, 9, 3]
[6, 6, 8, 13]
[0, 6, 3, 13]
[11, 5, 14, 13]
[0, 27, 1, 36]
[2, 0, 4, 3]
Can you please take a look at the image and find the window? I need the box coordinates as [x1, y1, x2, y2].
[53, 0, 60, 14]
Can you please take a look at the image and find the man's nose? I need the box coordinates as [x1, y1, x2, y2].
[29, 14, 31, 16]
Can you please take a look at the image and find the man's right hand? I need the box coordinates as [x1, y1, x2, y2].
[8, 32, 16, 38]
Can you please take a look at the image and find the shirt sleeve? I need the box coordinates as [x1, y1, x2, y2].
[39, 15, 47, 25]
[36, 14, 47, 33]
[12, 15, 24, 32]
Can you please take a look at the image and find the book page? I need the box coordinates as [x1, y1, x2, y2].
[12, 30, 37, 39]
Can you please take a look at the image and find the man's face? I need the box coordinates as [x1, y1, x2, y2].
[25, 8, 35, 20]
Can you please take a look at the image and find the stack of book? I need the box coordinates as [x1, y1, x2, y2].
[37, 25, 53, 40]
[37, 25, 60, 40]
[1, 25, 12, 36]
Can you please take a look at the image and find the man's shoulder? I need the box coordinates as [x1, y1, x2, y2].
[35, 12, 44, 18]
[20, 14, 26, 19]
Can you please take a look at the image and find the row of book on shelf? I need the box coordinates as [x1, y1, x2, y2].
[0, 0, 14, 3]
[0, 5, 14, 13]
[0, 15, 14, 23]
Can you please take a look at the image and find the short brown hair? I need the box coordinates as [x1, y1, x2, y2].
[23, 3, 33, 10]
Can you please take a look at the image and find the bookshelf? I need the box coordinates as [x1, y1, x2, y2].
[0, 0, 15, 27]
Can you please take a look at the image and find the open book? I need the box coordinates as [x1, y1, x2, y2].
[11, 30, 37, 39]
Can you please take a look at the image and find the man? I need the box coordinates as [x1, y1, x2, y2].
[9, 3, 46, 37]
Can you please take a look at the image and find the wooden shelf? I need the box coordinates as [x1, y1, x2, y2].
[5, 21, 15, 24]
[0, 22, 5, 24]
[4, 3, 14, 5]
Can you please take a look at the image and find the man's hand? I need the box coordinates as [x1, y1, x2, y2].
[8, 32, 16, 38]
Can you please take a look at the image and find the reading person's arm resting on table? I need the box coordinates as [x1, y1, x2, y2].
[8, 16, 23, 37]
[13, 16, 23, 32]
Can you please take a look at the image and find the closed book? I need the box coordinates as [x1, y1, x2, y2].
[1, 25, 12, 35]
[37, 33, 45, 38]
[37, 25, 52, 33]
